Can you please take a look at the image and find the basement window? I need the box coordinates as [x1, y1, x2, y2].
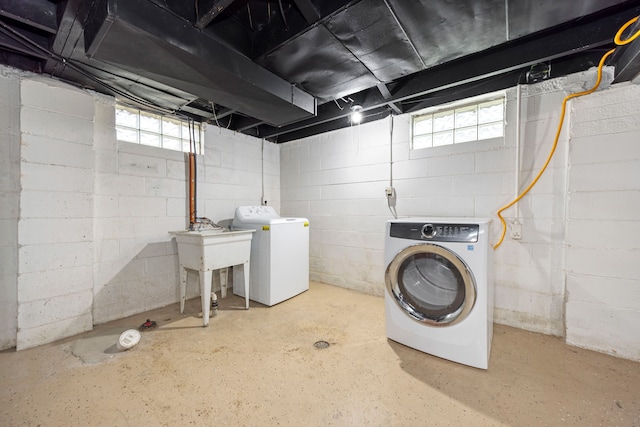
[115, 104, 203, 154]
[411, 96, 504, 149]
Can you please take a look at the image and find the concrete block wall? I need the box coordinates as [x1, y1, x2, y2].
[1, 67, 272, 349]
[92, 112, 275, 324]
[17, 78, 96, 350]
[492, 82, 571, 336]
[281, 82, 570, 336]
[2, 64, 637, 361]
[201, 128, 280, 222]
[93, 96, 187, 324]
[565, 82, 640, 360]
[280, 124, 392, 295]
[281, 69, 640, 360]
[492, 69, 615, 336]
[0, 68, 20, 349]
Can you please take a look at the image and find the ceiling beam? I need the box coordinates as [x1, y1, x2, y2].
[0, 0, 58, 34]
[0, 49, 43, 72]
[270, 106, 391, 143]
[195, 0, 236, 30]
[233, 116, 267, 132]
[212, 107, 235, 120]
[179, 104, 214, 119]
[0, 24, 49, 59]
[376, 83, 402, 114]
[230, 116, 263, 131]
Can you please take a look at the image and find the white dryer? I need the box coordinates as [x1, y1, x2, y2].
[384, 218, 493, 369]
[232, 206, 309, 306]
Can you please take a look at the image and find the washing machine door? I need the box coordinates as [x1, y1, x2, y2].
[385, 244, 476, 326]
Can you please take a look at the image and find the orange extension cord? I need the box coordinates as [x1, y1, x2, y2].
[493, 16, 640, 249]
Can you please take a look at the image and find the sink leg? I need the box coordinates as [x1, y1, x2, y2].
[200, 270, 213, 326]
[220, 268, 228, 298]
[180, 265, 187, 314]
[243, 261, 250, 310]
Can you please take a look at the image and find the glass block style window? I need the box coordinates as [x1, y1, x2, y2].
[115, 104, 202, 154]
[411, 98, 504, 149]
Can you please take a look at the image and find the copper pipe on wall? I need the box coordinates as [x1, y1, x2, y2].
[188, 152, 196, 227]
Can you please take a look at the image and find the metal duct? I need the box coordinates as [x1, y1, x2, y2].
[84, 0, 316, 127]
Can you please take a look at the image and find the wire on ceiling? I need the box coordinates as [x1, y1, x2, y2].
[493, 15, 640, 249]
[211, 101, 232, 129]
[247, 3, 254, 31]
[278, 0, 288, 30]
[0, 17, 187, 119]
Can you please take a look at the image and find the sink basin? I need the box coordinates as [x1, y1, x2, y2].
[170, 229, 255, 326]
[171, 229, 225, 236]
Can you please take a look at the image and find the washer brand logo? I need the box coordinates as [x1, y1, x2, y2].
[467, 245, 474, 251]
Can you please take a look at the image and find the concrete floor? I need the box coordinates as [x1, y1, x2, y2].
[1, 281, 639, 426]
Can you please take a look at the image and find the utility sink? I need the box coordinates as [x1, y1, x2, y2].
[171, 229, 255, 326]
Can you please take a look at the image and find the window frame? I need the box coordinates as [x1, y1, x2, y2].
[410, 93, 506, 150]
[115, 104, 204, 154]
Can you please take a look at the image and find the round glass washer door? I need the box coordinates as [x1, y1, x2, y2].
[385, 243, 476, 326]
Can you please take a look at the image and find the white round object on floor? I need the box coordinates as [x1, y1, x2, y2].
[117, 329, 141, 351]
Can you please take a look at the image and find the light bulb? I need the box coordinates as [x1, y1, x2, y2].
[351, 105, 363, 124]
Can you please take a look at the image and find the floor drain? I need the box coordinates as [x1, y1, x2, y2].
[314, 340, 330, 349]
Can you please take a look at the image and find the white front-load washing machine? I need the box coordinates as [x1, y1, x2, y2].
[384, 218, 493, 369]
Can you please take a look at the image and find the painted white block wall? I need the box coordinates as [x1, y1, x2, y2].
[565, 82, 640, 360]
[2, 64, 637, 361]
[281, 82, 570, 335]
[281, 69, 640, 360]
[0, 67, 273, 350]
[201, 128, 280, 221]
[281, 124, 391, 295]
[92, 121, 279, 324]
[492, 82, 571, 336]
[17, 77, 96, 350]
[0, 68, 20, 349]
[93, 97, 187, 324]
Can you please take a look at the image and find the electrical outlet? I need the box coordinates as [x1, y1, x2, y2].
[385, 187, 395, 198]
[511, 223, 522, 240]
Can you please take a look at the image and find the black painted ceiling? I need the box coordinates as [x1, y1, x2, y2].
[1, 0, 639, 142]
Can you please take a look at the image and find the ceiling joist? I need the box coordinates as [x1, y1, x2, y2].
[0, 0, 58, 34]
[376, 83, 402, 115]
[195, 0, 236, 30]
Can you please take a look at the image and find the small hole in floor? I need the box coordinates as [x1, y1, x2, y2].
[314, 340, 330, 349]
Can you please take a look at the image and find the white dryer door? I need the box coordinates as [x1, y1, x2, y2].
[385, 243, 476, 326]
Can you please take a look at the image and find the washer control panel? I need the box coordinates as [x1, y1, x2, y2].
[391, 222, 479, 243]
[234, 205, 279, 221]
